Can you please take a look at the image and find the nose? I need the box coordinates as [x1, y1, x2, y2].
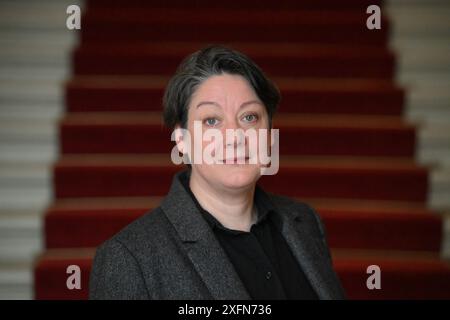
[223, 119, 245, 148]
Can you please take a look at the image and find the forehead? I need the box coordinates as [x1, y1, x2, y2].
[191, 74, 259, 105]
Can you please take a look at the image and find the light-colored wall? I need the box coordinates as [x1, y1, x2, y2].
[0, 0, 83, 299]
[386, 0, 450, 258]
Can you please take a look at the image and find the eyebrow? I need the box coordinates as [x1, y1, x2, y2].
[195, 100, 262, 109]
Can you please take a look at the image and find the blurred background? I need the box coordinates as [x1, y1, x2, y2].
[0, 0, 449, 299]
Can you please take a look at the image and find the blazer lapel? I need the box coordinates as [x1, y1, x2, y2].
[161, 170, 250, 300]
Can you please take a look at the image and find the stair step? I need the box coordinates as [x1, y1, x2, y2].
[0, 79, 63, 104]
[0, 144, 57, 163]
[0, 162, 51, 188]
[430, 168, 450, 209]
[73, 42, 395, 78]
[0, 47, 70, 68]
[0, 104, 62, 121]
[80, 8, 388, 45]
[44, 196, 442, 250]
[0, 188, 51, 211]
[332, 249, 450, 299]
[0, 119, 57, 143]
[33, 248, 450, 299]
[0, 209, 43, 263]
[52, 154, 429, 202]
[34, 248, 94, 300]
[0, 0, 82, 31]
[0, 112, 60, 157]
[59, 112, 416, 157]
[0, 262, 33, 300]
[387, 2, 450, 37]
[66, 76, 404, 115]
[0, 161, 52, 210]
[0, 32, 77, 50]
[395, 44, 450, 73]
[87, 0, 382, 11]
[418, 124, 450, 166]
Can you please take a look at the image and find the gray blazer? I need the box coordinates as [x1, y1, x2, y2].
[89, 170, 346, 300]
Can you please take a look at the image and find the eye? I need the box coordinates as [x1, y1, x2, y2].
[242, 114, 258, 123]
[204, 118, 220, 127]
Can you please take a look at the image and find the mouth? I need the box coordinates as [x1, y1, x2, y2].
[220, 156, 250, 164]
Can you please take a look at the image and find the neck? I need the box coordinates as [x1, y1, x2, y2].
[189, 170, 257, 232]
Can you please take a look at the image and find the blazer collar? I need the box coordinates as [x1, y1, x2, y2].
[276, 210, 342, 299]
[161, 169, 340, 300]
[160, 170, 251, 299]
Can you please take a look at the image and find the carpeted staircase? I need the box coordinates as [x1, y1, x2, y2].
[33, 0, 450, 299]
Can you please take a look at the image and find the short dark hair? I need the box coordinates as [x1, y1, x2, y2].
[163, 45, 280, 129]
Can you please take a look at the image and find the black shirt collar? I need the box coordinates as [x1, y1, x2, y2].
[178, 169, 278, 234]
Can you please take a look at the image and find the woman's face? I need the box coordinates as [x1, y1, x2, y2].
[184, 73, 270, 191]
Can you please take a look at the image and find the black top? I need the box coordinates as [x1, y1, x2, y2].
[179, 172, 318, 300]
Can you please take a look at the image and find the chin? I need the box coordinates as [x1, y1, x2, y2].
[215, 164, 261, 190]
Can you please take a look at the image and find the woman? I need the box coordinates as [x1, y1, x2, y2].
[89, 46, 345, 300]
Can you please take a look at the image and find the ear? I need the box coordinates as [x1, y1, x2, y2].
[174, 124, 185, 155]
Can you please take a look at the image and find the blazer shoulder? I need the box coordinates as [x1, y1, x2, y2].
[103, 206, 173, 255]
[90, 207, 181, 299]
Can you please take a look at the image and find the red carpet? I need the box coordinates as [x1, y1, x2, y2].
[45, 197, 441, 251]
[35, 248, 450, 300]
[80, 9, 389, 44]
[34, 0, 450, 299]
[73, 42, 395, 78]
[50, 155, 429, 202]
[66, 77, 405, 114]
[60, 113, 416, 156]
